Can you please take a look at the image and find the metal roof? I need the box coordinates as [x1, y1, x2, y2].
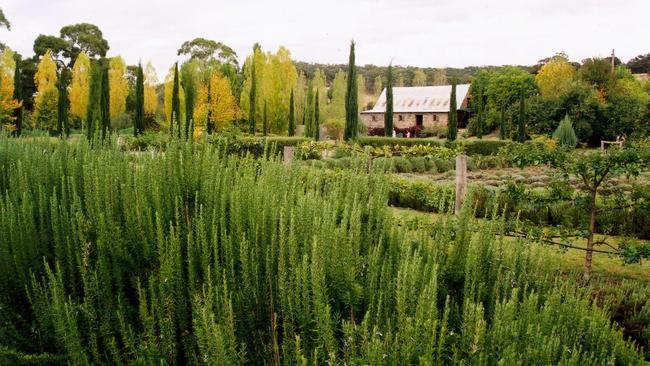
[361, 84, 470, 113]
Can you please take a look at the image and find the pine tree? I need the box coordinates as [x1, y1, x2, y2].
[552, 114, 578, 147]
[263, 100, 268, 136]
[100, 63, 110, 139]
[515, 90, 526, 142]
[57, 68, 69, 137]
[314, 89, 320, 140]
[344, 41, 358, 141]
[171, 62, 180, 137]
[249, 47, 257, 135]
[476, 86, 484, 139]
[12, 54, 22, 136]
[447, 83, 458, 141]
[134, 62, 144, 136]
[384, 64, 393, 136]
[287, 90, 295, 136]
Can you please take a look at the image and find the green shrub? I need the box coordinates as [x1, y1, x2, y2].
[464, 140, 511, 156]
[356, 136, 443, 148]
[392, 156, 413, 173]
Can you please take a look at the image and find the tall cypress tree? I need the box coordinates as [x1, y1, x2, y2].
[447, 82, 458, 141]
[384, 64, 393, 136]
[206, 76, 213, 134]
[100, 64, 110, 139]
[499, 108, 507, 140]
[184, 70, 194, 140]
[516, 90, 526, 142]
[86, 61, 101, 141]
[305, 81, 314, 138]
[134, 62, 144, 136]
[249, 46, 257, 135]
[57, 68, 69, 137]
[263, 100, 268, 136]
[171, 62, 180, 138]
[12, 55, 22, 137]
[288, 90, 295, 136]
[476, 86, 484, 139]
[314, 89, 320, 141]
[344, 40, 358, 141]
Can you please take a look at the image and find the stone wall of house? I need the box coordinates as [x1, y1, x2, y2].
[360, 112, 448, 130]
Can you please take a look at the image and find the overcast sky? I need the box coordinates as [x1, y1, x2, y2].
[2, 0, 649, 78]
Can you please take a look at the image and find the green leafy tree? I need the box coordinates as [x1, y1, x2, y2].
[327, 70, 346, 120]
[552, 114, 578, 147]
[305, 80, 314, 138]
[627, 53, 650, 74]
[447, 83, 458, 141]
[0, 7, 10, 30]
[263, 100, 268, 136]
[555, 148, 643, 281]
[134, 62, 144, 136]
[177, 38, 238, 66]
[384, 64, 393, 136]
[344, 41, 358, 141]
[86, 60, 101, 139]
[181, 60, 197, 139]
[288, 90, 295, 136]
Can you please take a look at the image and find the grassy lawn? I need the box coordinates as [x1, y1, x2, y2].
[391, 206, 650, 282]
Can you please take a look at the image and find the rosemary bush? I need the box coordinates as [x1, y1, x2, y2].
[0, 136, 646, 364]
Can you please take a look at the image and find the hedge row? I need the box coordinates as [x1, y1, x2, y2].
[357, 136, 511, 156]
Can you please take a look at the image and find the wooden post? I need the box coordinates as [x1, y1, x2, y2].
[601, 141, 605, 150]
[283, 146, 294, 165]
[455, 154, 467, 215]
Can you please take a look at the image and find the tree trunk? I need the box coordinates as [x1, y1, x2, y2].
[583, 189, 597, 281]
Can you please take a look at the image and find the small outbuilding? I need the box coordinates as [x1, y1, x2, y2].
[360, 84, 471, 131]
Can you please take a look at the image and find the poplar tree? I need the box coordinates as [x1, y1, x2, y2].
[263, 100, 268, 136]
[305, 81, 314, 138]
[206, 76, 213, 134]
[134, 62, 144, 136]
[516, 90, 526, 142]
[344, 40, 358, 141]
[314, 89, 320, 140]
[447, 82, 458, 141]
[499, 108, 507, 140]
[171, 62, 180, 137]
[287, 89, 295, 136]
[12, 54, 22, 136]
[249, 47, 257, 135]
[384, 63, 393, 136]
[57, 68, 69, 136]
[100, 63, 110, 139]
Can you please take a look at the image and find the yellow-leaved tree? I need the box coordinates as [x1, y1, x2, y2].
[536, 53, 576, 97]
[144, 61, 158, 116]
[69, 51, 91, 123]
[0, 47, 21, 127]
[109, 56, 128, 120]
[208, 73, 238, 131]
[33, 49, 59, 131]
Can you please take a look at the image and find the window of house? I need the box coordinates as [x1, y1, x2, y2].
[433, 115, 438, 122]
[416, 115, 423, 126]
[372, 115, 376, 122]
[398, 115, 403, 121]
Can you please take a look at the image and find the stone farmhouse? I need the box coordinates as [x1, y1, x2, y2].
[360, 84, 471, 131]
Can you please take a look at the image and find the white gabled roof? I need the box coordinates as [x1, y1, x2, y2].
[362, 84, 470, 113]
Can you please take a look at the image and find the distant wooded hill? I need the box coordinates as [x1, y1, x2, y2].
[294, 61, 533, 93]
